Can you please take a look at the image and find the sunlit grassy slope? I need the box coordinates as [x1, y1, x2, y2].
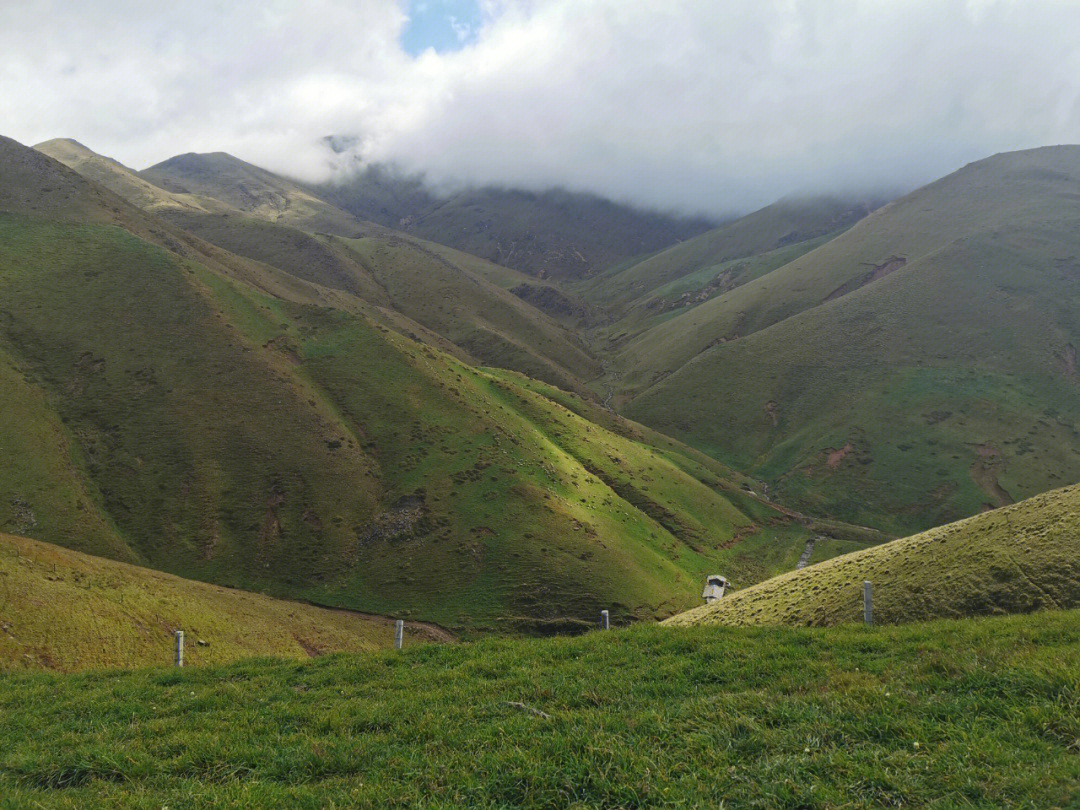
[139, 151, 369, 236]
[2, 610, 1079, 807]
[159, 211, 601, 394]
[33, 139, 235, 216]
[624, 146, 1080, 532]
[667, 483, 1080, 628]
[0, 532, 414, 673]
[43, 140, 602, 394]
[1, 135, 828, 631]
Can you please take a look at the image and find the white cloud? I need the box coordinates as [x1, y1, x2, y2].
[3, 0, 1080, 215]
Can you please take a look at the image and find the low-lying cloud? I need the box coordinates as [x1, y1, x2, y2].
[3, 0, 1080, 216]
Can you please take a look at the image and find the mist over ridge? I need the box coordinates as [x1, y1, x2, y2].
[4, 1, 1080, 216]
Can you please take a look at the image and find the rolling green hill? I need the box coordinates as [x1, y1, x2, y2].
[575, 196, 879, 404]
[667, 482, 1080, 628]
[316, 169, 713, 279]
[140, 151, 371, 237]
[157, 211, 601, 395]
[145, 152, 713, 281]
[621, 147, 1080, 532]
[43, 140, 602, 394]
[0, 135, 832, 632]
[2, 609, 1078, 807]
[32, 139, 236, 216]
[0, 532, 426, 672]
[578, 195, 878, 313]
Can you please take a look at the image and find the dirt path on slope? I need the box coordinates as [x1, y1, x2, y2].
[600, 358, 620, 411]
[796, 537, 819, 569]
[583, 330, 620, 413]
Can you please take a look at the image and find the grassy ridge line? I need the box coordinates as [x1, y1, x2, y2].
[0, 532, 410, 673]
[1, 610, 1079, 807]
[602, 147, 1080, 533]
[139, 151, 372, 237]
[46, 140, 604, 396]
[33, 139, 236, 216]
[667, 483, 1080, 628]
[578, 196, 876, 311]
[0, 136, 878, 629]
[314, 172, 714, 280]
[617, 146, 1080, 388]
[321, 234, 601, 393]
[601, 232, 843, 400]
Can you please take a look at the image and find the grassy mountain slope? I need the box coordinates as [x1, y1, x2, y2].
[626, 147, 1080, 531]
[2, 610, 1079, 807]
[575, 196, 878, 403]
[613, 151, 1080, 387]
[317, 170, 714, 279]
[0, 532, 419, 672]
[48, 141, 602, 393]
[0, 344, 129, 562]
[331, 234, 600, 392]
[580, 196, 877, 312]
[33, 139, 235, 216]
[158, 211, 601, 394]
[668, 483, 1080, 628]
[0, 136, 822, 631]
[141, 152, 370, 237]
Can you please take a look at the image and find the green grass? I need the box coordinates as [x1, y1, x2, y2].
[621, 147, 1080, 532]
[668, 482, 1080, 628]
[0, 344, 129, 562]
[0, 211, 752, 630]
[42, 139, 604, 395]
[577, 195, 874, 312]
[1, 609, 1079, 807]
[157, 211, 602, 395]
[33, 139, 234, 216]
[0, 140, 826, 632]
[332, 233, 601, 393]
[315, 177, 712, 280]
[0, 532, 412, 672]
[139, 151, 367, 237]
[0, 214, 383, 585]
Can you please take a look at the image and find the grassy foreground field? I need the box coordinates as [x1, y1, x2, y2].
[1, 610, 1078, 808]
[0, 532, 417, 672]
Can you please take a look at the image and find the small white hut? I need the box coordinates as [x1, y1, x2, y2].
[702, 575, 728, 603]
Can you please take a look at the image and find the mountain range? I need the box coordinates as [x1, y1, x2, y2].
[5, 135, 873, 634]
[4, 132, 1079, 637]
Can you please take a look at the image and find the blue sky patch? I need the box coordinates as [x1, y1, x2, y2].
[401, 0, 483, 56]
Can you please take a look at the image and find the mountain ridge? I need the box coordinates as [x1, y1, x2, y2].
[2, 134, 843, 632]
[622, 144, 1080, 532]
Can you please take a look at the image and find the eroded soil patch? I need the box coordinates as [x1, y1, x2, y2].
[824, 256, 907, 303]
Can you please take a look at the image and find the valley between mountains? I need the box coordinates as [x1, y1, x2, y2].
[3, 134, 1080, 646]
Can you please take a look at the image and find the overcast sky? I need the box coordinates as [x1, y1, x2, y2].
[3, 0, 1080, 216]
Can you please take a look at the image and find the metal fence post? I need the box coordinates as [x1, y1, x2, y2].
[394, 619, 404, 650]
[174, 630, 185, 667]
[601, 609, 610, 630]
